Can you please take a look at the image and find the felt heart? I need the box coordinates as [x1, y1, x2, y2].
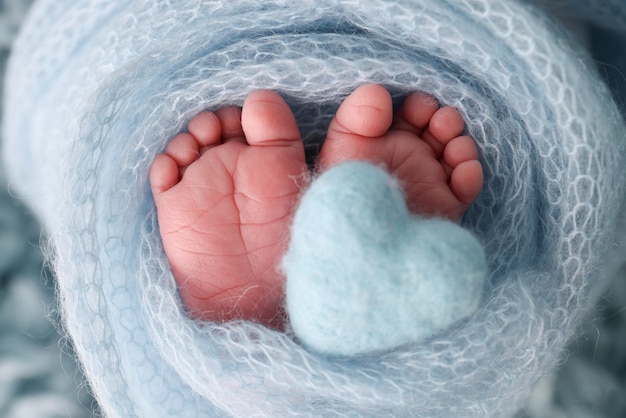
[283, 161, 487, 356]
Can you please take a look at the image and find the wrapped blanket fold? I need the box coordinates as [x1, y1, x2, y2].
[3, 0, 626, 416]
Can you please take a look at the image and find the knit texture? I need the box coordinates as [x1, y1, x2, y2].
[3, 0, 626, 416]
[284, 161, 487, 356]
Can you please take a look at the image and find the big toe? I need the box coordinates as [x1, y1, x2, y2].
[329, 84, 393, 138]
[241, 90, 302, 147]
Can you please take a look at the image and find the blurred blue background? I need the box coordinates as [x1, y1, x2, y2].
[1, 1, 95, 416]
[0, 0, 625, 416]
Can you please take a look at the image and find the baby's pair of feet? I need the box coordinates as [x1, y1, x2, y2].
[149, 84, 483, 329]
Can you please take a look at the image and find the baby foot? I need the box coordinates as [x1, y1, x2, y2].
[149, 91, 308, 328]
[318, 84, 483, 221]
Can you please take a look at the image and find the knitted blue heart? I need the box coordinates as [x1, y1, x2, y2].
[283, 161, 488, 356]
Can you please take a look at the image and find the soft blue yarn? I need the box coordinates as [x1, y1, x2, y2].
[3, 0, 626, 416]
[284, 162, 487, 356]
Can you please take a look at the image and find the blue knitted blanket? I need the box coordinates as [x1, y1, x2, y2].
[3, 0, 626, 416]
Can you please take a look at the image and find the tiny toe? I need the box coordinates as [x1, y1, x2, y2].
[427, 107, 465, 145]
[150, 153, 180, 195]
[216, 106, 246, 144]
[393, 92, 439, 135]
[443, 135, 479, 168]
[241, 90, 302, 147]
[165, 133, 200, 166]
[450, 160, 483, 205]
[330, 84, 393, 138]
[187, 111, 222, 148]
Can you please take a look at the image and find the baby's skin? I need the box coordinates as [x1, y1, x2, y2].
[149, 84, 483, 329]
